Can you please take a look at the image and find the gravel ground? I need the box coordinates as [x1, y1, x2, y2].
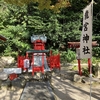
[52, 75, 100, 100]
[0, 66, 100, 100]
[51, 67, 100, 100]
[0, 88, 23, 100]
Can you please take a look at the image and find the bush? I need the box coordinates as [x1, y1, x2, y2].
[60, 49, 76, 63]
[82, 68, 89, 77]
[72, 66, 78, 71]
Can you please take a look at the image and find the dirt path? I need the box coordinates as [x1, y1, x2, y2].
[51, 68, 100, 100]
[52, 76, 100, 100]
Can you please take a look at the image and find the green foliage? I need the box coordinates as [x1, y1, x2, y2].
[82, 68, 89, 77]
[51, 49, 59, 55]
[82, 64, 98, 77]
[3, 0, 71, 12]
[60, 49, 76, 62]
[0, 3, 31, 57]
[92, 57, 97, 63]
[0, 1, 84, 58]
[78, 57, 97, 64]
[92, 1, 100, 57]
[51, 49, 76, 63]
[93, 47, 100, 57]
[72, 65, 78, 71]
[0, 0, 100, 62]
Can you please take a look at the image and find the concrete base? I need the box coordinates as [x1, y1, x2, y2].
[3, 68, 22, 74]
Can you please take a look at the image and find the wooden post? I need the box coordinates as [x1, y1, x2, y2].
[78, 59, 82, 76]
[88, 58, 91, 73]
[26, 52, 28, 58]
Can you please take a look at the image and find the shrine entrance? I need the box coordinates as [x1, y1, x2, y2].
[68, 41, 99, 76]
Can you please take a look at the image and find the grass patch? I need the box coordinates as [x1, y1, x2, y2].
[72, 66, 78, 71]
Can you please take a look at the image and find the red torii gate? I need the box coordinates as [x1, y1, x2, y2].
[68, 41, 99, 76]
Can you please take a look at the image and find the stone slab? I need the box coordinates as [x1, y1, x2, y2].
[20, 81, 55, 100]
[3, 68, 22, 74]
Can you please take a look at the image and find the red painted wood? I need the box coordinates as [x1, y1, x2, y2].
[78, 59, 82, 76]
[9, 73, 18, 80]
[88, 58, 91, 73]
[68, 41, 98, 48]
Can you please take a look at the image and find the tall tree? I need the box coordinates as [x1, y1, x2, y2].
[0, 3, 31, 57]
[3, 0, 71, 12]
